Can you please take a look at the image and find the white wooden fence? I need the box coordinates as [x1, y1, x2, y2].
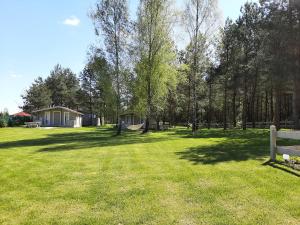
[270, 125, 300, 161]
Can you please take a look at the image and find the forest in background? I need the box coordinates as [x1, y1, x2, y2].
[21, 0, 300, 133]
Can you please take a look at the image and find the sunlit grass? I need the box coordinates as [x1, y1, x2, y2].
[0, 127, 299, 224]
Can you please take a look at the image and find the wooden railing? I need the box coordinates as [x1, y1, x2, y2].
[270, 125, 300, 161]
[195, 121, 295, 129]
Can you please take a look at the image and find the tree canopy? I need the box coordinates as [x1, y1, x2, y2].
[21, 0, 300, 132]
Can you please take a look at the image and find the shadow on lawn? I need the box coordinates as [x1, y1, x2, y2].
[176, 139, 268, 164]
[171, 127, 269, 140]
[175, 128, 272, 164]
[176, 128, 300, 165]
[262, 160, 300, 177]
[0, 128, 169, 152]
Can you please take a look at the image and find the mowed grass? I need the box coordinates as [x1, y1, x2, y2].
[0, 127, 299, 225]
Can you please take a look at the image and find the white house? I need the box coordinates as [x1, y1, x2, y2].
[32, 106, 83, 127]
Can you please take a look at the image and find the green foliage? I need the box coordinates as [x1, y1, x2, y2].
[135, 0, 178, 130]
[9, 115, 32, 127]
[20, 0, 300, 129]
[203, 0, 300, 129]
[22, 77, 52, 112]
[0, 109, 9, 128]
[22, 65, 80, 111]
[90, 0, 131, 132]
[79, 48, 117, 121]
[46, 64, 80, 108]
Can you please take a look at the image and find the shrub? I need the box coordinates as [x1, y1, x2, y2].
[0, 109, 9, 128]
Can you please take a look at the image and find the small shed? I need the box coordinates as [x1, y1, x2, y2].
[120, 112, 143, 126]
[32, 106, 83, 127]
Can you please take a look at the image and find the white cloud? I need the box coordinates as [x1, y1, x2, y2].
[63, 16, 80, 26]
[9, 71, 22, 79]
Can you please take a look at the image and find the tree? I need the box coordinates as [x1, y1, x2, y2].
[45, 64, 80, 109]
[22, 77, 52, 112]
[79, 66, 97, 125]
[79, 47, 117, 125]
[219, 19, 235, 130]
[90, 0, 131, 134]
[260, 0, 291, 129]
[88, 47, 116, 124]
[183, 0, 220, 134]
[0, 109, 9, 128]
[135, 0, 177, 133]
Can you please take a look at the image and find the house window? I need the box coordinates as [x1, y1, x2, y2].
[64, 112, 70, 125]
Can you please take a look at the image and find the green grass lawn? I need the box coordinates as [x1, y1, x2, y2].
[0, 127, 299, 225]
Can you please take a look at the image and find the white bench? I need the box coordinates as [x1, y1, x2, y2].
[270, 125, 300, 161]
[25, 122, 41, 128]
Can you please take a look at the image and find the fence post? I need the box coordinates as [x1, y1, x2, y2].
[270, 125, 277, 161]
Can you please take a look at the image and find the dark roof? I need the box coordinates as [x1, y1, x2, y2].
[32, 106, 83, 115]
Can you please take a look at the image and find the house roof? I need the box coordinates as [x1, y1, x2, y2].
[13, 112, 31, 117]
[32, 106, 84, 115]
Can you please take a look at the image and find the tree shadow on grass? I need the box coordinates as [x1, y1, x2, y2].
[174, 128, 276, 164]
[176, 127, 300, 165]
[170, 127, 270, 140]
[0, 128, 169, 152]
[176, 138, 269, 164]
[262, 160, 300, 177]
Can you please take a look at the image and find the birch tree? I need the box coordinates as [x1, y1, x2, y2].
[90, 0, 130, 134]
[135, 0, 177, 133]
[183, 0, 220, 134]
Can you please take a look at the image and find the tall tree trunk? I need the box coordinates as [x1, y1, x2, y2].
[144, 78, 151, 133]
[187, 73, 192, 124]
[260, 95, 263, 123]
[232, 87, 237, 128]
[265, 91, 268, 122]
[242, 76, 247, 130]
[294, 27, 300, 129]
[223, 77, 228, 130]
[208, 81, 212, 129]
[89, 95, 93, 126]
[192, 0, 200, 135]
[270, 85, 274, 123]
[256, 97, 259, 124]
[274, 88, 281, 130]
[251, 71, 258, 128]
[293, 76, 300, 129]
[115, 33, 122, 135]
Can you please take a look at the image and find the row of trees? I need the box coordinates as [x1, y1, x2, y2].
[22, 52, 116, 125]
[214, 0, 300, 130]
[22, 0, 299, 133]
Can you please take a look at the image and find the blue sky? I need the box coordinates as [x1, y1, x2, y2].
[0, 0, 257, 114]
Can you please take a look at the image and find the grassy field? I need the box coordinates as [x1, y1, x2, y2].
[0, 127, 299, 225]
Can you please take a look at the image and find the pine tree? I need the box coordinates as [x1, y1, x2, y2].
[22, 77, 52, 112]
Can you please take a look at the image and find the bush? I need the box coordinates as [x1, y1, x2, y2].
[8, 118, 16, 127]
[0, 118, 8, 128]
[0, 110, 9, 128]
[8, 116, 31, 127]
